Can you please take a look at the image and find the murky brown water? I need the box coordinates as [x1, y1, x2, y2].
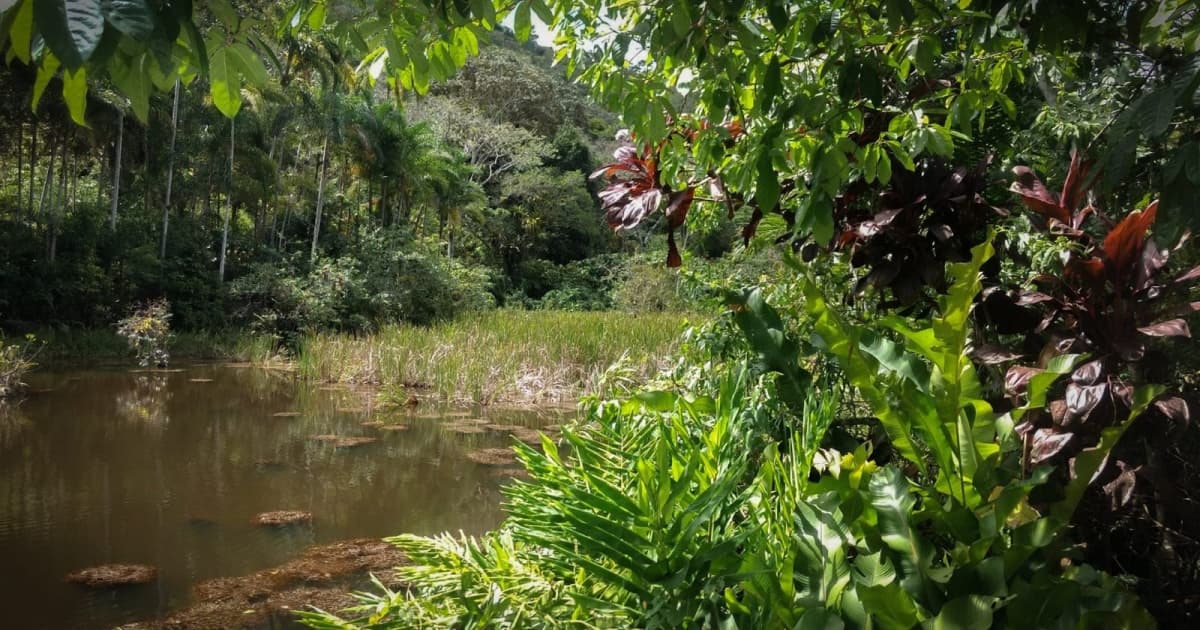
[0, 364, 565, 629]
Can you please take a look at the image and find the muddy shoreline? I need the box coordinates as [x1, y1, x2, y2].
[116, 538, 406, 629]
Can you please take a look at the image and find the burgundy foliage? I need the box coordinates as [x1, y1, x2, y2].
[589, 122, 742, 267]
[986, 156, 1200, 505]
[834, 157, 1003, 308]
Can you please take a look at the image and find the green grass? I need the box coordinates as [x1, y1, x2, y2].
[296, 310, 693, 404]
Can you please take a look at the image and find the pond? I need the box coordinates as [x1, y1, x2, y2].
[0, 364, 566, 629]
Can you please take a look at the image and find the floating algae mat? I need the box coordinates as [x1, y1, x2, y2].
[0, 364, 565, 629]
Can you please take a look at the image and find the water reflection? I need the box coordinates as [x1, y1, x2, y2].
[0, 364, 568, 629]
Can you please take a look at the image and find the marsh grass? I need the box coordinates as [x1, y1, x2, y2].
[297, 311, 691, 404]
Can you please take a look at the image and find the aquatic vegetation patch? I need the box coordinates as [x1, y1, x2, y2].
[297, 310, 688, 404]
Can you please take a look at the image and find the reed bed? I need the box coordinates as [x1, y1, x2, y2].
[296, 311, 691, 404]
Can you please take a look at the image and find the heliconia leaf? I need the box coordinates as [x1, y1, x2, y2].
[1102, 200, 1158, 281]
[1137, 318, 1190, 338]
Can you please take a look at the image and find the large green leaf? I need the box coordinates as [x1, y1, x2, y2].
[33, 0, 94, 68]
[228, 42, 267, 86]
[856, 583, 921, 629]
[102, 0, 155, 38]
[802, 280, 927, 473]
[724, 287, 811, 413]
[107, 52, 149, 121]
[61, 65, 87, 125]
[513, 0, 531, 41]
[932, 595, 998, 629]
[7, 0, 33, 64]
[868, 466, 944, 610]
[208, 45, 241, 117]
[31, 52, 61, 111]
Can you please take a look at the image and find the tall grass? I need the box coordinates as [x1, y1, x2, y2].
[296, 310, 692, 404]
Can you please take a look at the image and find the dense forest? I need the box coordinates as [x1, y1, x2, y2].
[0, 24, 706, 338]
[2, 0, 1200, 628]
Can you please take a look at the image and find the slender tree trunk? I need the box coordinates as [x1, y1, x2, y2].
[16, 119, 23, 220]
[218, 117, 234, 282]
[50, 137, 67, 263]
[310, 132, 330, 261]
[380, 178, 388, 226]
[28, 119, 37, 218]
[162, 80, 180, 260]
[143, 126, 151, 216]
[70, 147, 77, 212]
[110, 111, 124, 231]
[204, 169, 213, 217]
[37, 134, 57, 219]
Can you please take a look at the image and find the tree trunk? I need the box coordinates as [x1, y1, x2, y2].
[50, 136, 67, 263]
[110, 111, 124, 231]
[162, 80, 181, 260]
[28, 119, 37, 219]
[16, 119, 23, 220]
[218, 117, 234, 282]
[380, 178, 388, 226]
[310, 132, 330, 261]
[37, 133, 57, 220]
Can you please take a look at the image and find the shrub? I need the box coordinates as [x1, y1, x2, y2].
[300, 373, 1148, 629]
[0, 334, 38, 398]
[116, 299, 172, 367]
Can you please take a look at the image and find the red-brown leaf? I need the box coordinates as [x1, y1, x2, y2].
[666, 229, 682, 268]
[1059, 150, 1093, 212]
[1005, 365, 1043, 396]
[1102, 200, 1158, 282]
[1101, 461, 1140, 508]
[1011, 166, 1069, 223]
[1065, 382, 1108, 421]
[1137, 318, 1191, 338]
[972, 344, 1024, 364]
[665, 188, 695, 228]
[1175, 265, 1200, 285]
[1031, 428, 1074, 464]
[1153, 396, 1191, 427]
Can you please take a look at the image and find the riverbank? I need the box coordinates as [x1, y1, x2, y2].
[297, 310, 692, 404]
[116, 538, 406, 629]
[25, 329, 281, 365]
